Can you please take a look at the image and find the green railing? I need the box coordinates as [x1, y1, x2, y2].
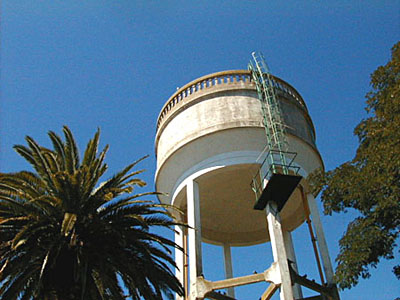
[251, 150, 300, 202]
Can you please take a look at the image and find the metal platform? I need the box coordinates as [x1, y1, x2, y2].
[253, 173, 302, 211]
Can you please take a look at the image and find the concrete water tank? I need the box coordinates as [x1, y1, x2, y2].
[155, 70, 323, 246]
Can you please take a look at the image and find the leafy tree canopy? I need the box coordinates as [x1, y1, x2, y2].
[0, 126, 184, 300]
[310, 41, 400, 290]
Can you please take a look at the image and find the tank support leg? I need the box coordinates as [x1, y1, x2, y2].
[306, 194, 334, 284]
[266, 201, 294, 300]
[283, 230, 303, 299]
[175, 225, 186, 300]
[187, 179, 204, 299]
[223, 243, 235, 298]
[307, 194, 340, 299]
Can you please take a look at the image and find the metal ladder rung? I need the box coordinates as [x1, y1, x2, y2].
[249, 51, 289, 171]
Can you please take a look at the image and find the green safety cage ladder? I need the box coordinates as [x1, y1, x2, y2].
[248, 52, 301, 211]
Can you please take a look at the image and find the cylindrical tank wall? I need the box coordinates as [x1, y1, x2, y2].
[155, 70, 323, 246]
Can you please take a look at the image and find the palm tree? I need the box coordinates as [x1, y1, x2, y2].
[0, 126, 184, 300]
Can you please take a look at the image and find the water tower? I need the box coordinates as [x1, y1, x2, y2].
[155, 53, 339, 300]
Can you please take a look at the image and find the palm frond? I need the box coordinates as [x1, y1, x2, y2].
[48, 130, 66, 170]
[82, 128, 100, 167]
[42, 149, 60, 173]
[98, 193, 161, 216]
[25, 136, 56, 192]
[92, 156, 148, 198]
[13, 145, 36, 168]
[63, 126, 80, 174]
[60, 212, 77, 237]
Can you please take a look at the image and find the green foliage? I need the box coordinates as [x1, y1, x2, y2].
[0, 126, 185, 300]
[310, 42, 400, 290]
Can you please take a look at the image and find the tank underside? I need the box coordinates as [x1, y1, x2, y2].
[172, 163, 307, 246]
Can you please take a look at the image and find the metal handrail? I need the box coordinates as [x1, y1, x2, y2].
[251, 150, 300, 200]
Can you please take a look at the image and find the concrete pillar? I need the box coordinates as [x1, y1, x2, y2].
[187, 179, 203, 286]
[183, 230, 189, 299]
[306, 194, 335, 285]
[223, 243, 235, 298]
[175, 225, 185, 300]
[283, 230, 303, 299]
[266, 202, 294, 300]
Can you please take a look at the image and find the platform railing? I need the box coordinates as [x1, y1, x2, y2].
[156, 70, 308, 130]
[251, 150, 300, 203]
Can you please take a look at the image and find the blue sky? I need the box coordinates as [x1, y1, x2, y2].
[1, 1, 399, 299]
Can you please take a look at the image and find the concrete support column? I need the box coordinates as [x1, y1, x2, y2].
[187, 179, 203, 286]
[266, 202, 294, 300]
[306, 194, 335, 285]
[223, 243, 235, 298]
[283, 230, 303, 299]
[183, 229, 189, 299]
[175, 225, 186, 300]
